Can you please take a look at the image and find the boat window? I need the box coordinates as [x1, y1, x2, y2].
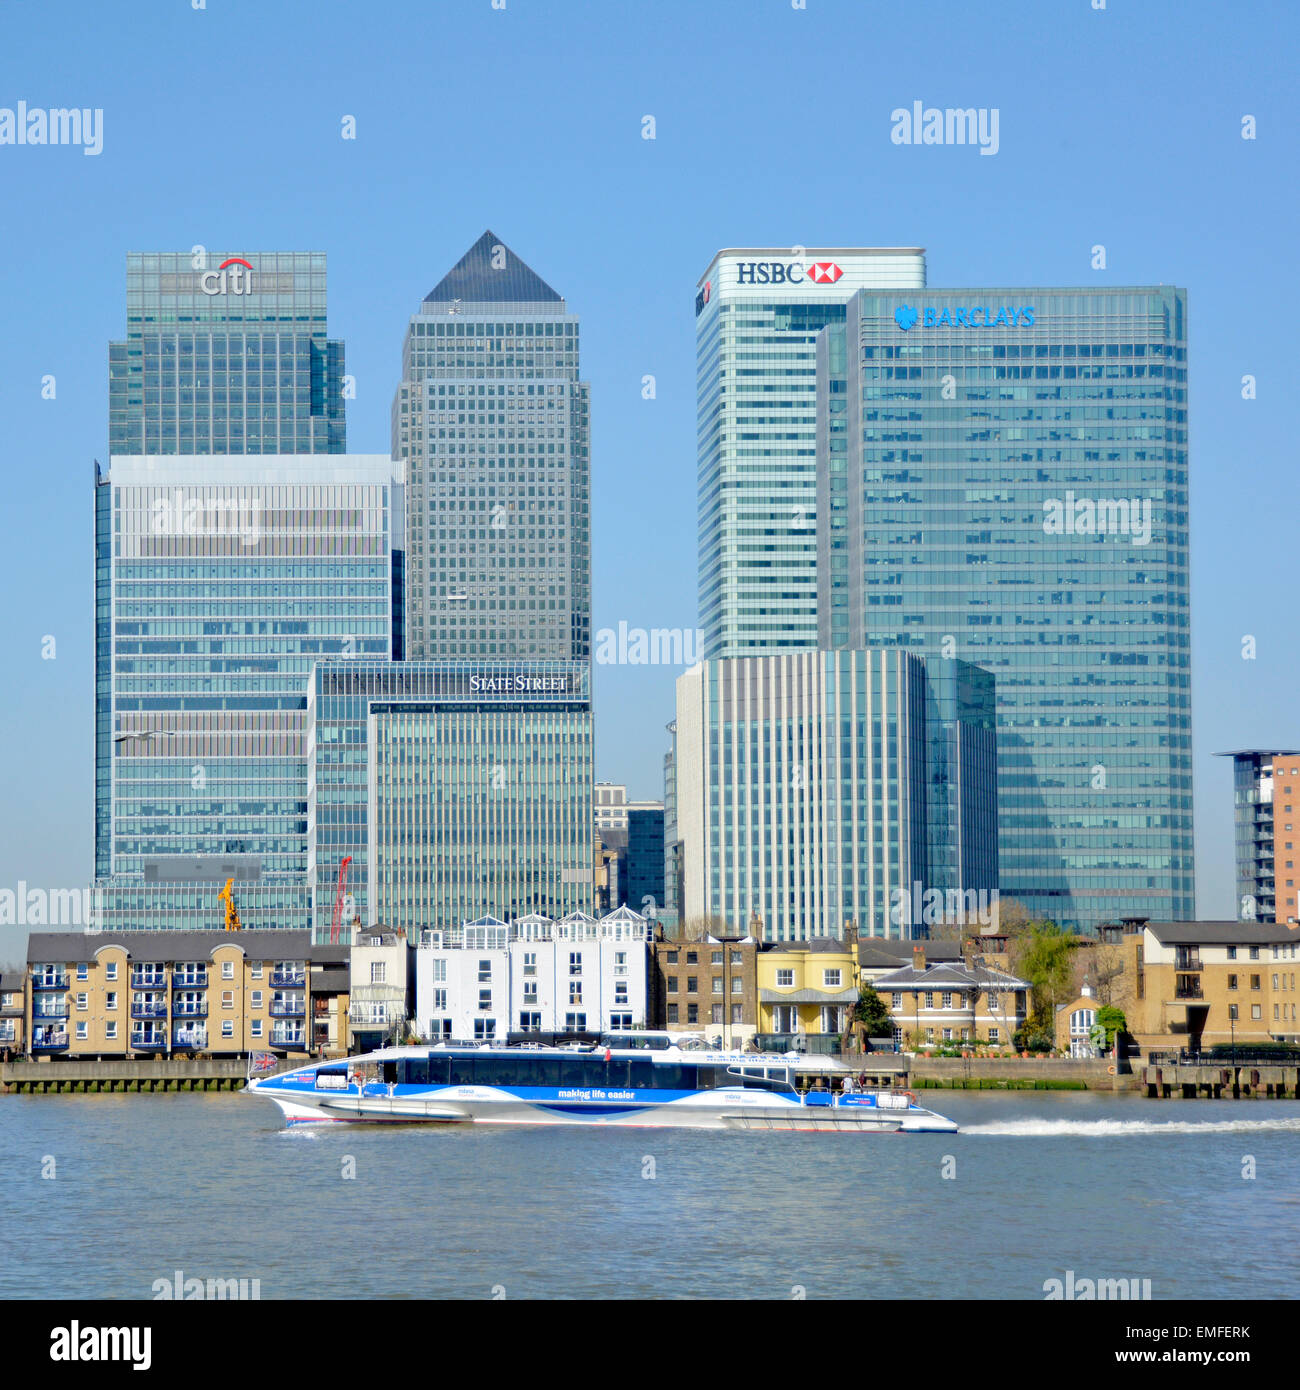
[448, 1055, 478, 1086]
[431, 1053, 709, 1091]
[399, 1059, 429, 1085]
[725, 1066, 797, 1093]
[628, 1059, 655, 1089]
[381, 1062, 399, 1084]
[650, 1065, 697, 1091]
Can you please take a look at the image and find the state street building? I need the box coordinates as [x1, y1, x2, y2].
[307, 659, 594, 939]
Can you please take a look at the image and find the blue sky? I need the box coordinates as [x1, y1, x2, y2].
[0, 0, 1296, 962]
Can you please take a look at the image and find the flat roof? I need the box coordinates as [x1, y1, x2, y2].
[1212, 750, 1300, 758]
[697, 245, 926, 286]
[1145, 921, 1300, 945]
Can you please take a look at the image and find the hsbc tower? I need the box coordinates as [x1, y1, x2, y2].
[695, 246, 926, 658]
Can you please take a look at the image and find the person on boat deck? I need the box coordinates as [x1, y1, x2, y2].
[840, 1074, 856, 1093]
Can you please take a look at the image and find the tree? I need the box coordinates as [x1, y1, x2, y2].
[678, 915, 733, 942]
[1011, 921, 1076, 1048]
[991, 896, 1035, 938]
[1083, 940, 1130, 1009]
[853, 984, 893, 1040]
[1095, 1005, 1126, 1050]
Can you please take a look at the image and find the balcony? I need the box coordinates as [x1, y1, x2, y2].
[31, 1030, 69, 1051]
[171, 973, 207, 990]
[132, 973, 167, 990]
[270, 999, 305, 1018]
[348, 1004, 400, 1024]
[270, 969, 305, 988]
[1174, 950, 1202, 972]
[131, 1001, 168, 1019]
[172, 1027, 207, 1050]
[270, 1026, 306, 1049]
[0, 1023, 17, 1043]
[754, 1032, 842, 1056]
[33, 975, 69, 991]
[33, 1003, 70, 1020]
[130, 1032, 168, 1051]
[1174, 984, 1205, 1001]
[172, 1001, 207, 1017]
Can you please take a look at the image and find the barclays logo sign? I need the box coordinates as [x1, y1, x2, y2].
[895, 304, 1035, 330]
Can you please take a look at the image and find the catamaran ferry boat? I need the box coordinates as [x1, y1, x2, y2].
[246, 1038, 958, 1133]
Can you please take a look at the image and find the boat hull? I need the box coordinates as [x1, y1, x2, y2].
[250, 1081, 952, 1133]
[246, 1047, 960, 1134]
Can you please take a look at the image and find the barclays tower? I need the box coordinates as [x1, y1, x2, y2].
[816, 286, 1193, 930]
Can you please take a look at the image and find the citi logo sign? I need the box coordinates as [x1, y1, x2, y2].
[734, 260, 843, 286]
[894, 303, 1036, 330]
[200, 257, 255, 295]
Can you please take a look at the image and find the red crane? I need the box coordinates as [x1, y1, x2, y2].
[330, 856, 353, 945]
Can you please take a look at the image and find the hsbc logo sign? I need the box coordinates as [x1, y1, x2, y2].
[733, 260, 843, 286]
[806, 262, 843, 284]
[694, 279, 712, 316]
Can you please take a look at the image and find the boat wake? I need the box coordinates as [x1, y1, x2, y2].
[961, 1115, 1300, 1138]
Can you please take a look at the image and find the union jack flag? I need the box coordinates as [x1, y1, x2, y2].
[248, 1052, 278, 1073]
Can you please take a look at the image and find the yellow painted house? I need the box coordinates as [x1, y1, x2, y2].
[756, 939, 860, 1053]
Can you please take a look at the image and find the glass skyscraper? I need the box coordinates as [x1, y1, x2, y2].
[109, 252, 345, 456]
[306, 660, 594, 938]
[1216, 750, 1300, 925]
[671, 649, 997, 940]
[93, 252, 399, 931]
[818, 286, 1193, 930]
[393, 230, 590, 661]
[694, 247, 926, 659]
[93, 455, 397, 931]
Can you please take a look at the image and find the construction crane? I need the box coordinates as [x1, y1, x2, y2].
[330, 856, 353, 945]
[218, 878, 243, 932]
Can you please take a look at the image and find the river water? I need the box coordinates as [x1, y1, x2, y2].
[3, 1089, 1296, 1300]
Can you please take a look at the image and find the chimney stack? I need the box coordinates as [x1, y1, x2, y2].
[844, 918, 858, 946]
[912, 943, 926, 972]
